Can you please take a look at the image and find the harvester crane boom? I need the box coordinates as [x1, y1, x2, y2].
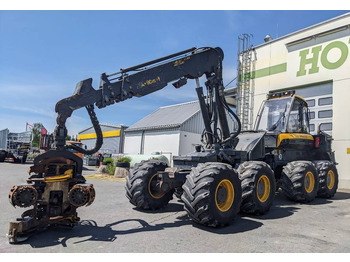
[54, 47, 241, 154]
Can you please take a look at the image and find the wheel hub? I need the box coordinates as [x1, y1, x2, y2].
[217, 186, 228, 204]
[148, 174, 165, 199]
[327, 170, 335, 190]
[257, 175, 270, 203]
[304, 171, 315, 193]
[215, 179, 234, 212]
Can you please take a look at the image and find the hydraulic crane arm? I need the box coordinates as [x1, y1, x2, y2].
[54, 47, 241, 153]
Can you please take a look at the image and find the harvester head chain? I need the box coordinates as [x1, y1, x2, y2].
[9, 184, 38, 208]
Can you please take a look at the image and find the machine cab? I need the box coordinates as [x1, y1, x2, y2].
[255, 91, 313, 149]
[255, 91, 310, 134]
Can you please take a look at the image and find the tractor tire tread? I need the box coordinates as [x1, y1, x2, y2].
[281, 161, 319, 203]
[181, 162, 241, 227]
[314, 160, 338, 198]
[125, 160, 173, 210]
[238, 161, 276, 215]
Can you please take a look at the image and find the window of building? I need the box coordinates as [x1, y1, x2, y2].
[309, 111, 315, 119]
[320, 123, 332, 131]
[318, 110, 333, 118]
[310, 124, 315, 132]
[318, 97, 333, 106]
[306, 99, 315, 107]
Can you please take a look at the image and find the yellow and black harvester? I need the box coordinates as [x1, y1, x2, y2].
[7, 47, 338, 242]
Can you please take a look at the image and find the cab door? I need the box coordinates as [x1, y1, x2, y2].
[277, 96, 314, 149]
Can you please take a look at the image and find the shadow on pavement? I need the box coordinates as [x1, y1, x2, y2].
[15, 212, 263, 248]
[192, 216, 263, 234]
[133, 202, 184, 214]
[21, 220, 117, 248]
[244, 205, 300, 220]
[274, 190, 333, 206]
[18, 217, 192, 248]
[239, 191, 300, 221]
[333, 191, 350, 200]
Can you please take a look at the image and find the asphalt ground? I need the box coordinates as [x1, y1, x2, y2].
[0, 162, 350, 253]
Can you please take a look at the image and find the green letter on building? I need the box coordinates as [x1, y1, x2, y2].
[296, 45, 322, 77]
[321, 41, 348, 70]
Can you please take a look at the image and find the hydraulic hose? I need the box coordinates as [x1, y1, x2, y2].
[67, 104, 103, 155]
[220, 91, 242, 145]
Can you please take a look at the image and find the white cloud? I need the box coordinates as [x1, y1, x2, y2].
[0, 104, 56, 118]
[0, 82, 71, 133]
[0, 76, 75, 106]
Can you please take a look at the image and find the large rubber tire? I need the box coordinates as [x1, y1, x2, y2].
[174, 188, 184, 199]
[238, 161, 276, 215]
[314, 160, 338, 198]
[125, 160, 174, 210]
[281, 161, 319, 203]
[181, 162, 242, 227]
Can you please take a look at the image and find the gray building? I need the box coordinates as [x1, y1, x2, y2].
[124, 101, 236, 158]
[78, 123, 127, 154]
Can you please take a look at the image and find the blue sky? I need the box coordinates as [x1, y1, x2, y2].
[0, 10, 349, 135]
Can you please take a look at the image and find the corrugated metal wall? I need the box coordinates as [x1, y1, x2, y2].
[83, 137, 121, 154]
[80, 125, 117, 134]
[124, 131, 143, 154]
[0, 129, 9, 150]
[124, 128, 180, 155]
[181, 110, 237, 134]
[143, 129, 180, 155]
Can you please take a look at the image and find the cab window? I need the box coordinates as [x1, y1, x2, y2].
[256, 97, 292, 132]
[286, 98, 310, 133]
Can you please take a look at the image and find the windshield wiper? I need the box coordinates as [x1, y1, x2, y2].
[268, 104, 288, 131]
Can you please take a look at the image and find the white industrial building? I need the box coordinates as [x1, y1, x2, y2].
[235, 13, 350, 188]
[124, 101, 236, 161]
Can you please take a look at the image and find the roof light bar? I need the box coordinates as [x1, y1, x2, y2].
[267, 90, 295, 99]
